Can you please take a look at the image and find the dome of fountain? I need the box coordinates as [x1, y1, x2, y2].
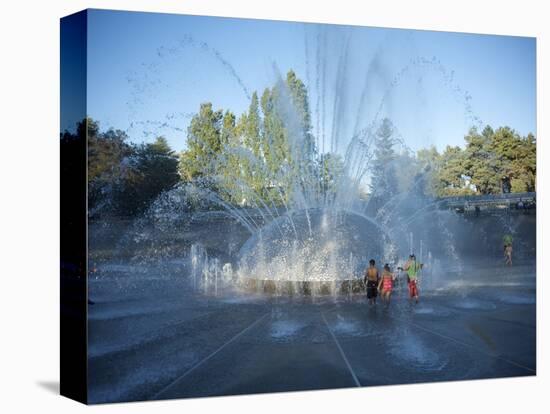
[238, 208, 393, 283]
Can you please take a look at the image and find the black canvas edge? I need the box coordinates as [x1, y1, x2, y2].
[60, 9, 88, 405]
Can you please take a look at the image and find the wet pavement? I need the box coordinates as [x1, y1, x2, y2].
[87, 262, 536, 404]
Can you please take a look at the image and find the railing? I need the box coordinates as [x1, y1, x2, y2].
[438, 192, 536, 212]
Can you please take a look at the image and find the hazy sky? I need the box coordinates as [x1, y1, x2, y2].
[77, 9, 536, 153]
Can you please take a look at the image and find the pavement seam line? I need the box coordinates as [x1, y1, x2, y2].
[89, 313, 211, 359]
[151, 312, 270, 399]
[321, 312, 362, 387]
[408, 319, 536, 374]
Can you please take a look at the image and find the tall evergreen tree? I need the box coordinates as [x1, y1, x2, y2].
[370, 118, 398, 198]
[285, 70, 317, 198]
[286, 70, 312, 140]
[243, 92, 261, 157]
[178, 102, 223, 181]
[260, 86, 293, 203]
[221, 110, 236, 146]
[319, 152, 344, 201]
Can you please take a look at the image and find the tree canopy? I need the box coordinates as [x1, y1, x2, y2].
[68, 68, 536, 219]
[177, 70, 321, 207]
[63, 118, 180, 218]
[416, 126, 536, 197]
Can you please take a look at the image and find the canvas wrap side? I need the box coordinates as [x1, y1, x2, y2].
[60, 9, 88, 404]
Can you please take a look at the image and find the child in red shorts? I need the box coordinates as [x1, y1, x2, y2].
[378, 263, 394, 307]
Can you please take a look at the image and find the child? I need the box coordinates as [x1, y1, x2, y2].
[364, 259, 379, 306]
[378, 263, 394, 307]
[404, 254, 423, 304]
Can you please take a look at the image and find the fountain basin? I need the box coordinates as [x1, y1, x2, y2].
[240, 278, 367, 296]
[237, 208, 394, 286]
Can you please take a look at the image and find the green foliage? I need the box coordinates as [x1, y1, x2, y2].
[244, 92, 261, 156]
[178, 70, 320, 207]
[87, 118, 133, 183]
[221, 110, 236, 146]
[416, 145, 443, 196]
[86, 118, 136, 215]
[319, 152, 344, 201]
[81, 66, 536, 219]
[286, 70, 315, 160]
[492, 127, 536, 193]
[177, 65, 536, 206]
[83, 118, 179, 218]
[416, 125, 535, 197]
[462, 127, 501, 194]
[437, 145, 473, 196]
[286, 70, 312, 135]
[369, 118, 399, 205]
[259, 86, 294, 204]
[179, 103, 223, 182]
[122, 136, 180, 214]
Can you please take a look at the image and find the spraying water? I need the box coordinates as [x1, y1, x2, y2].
[114, 26, 528, 298]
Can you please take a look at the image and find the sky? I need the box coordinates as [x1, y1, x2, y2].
[68, 9, 536, 154]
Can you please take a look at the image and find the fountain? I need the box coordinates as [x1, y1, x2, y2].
[81, 15, 537, 404]
[109, 28, 535, 300]
[237, 208, 392, 295]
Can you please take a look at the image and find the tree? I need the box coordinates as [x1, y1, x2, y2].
[179, 103, 223, 181]
[122, 136, 179, 215]
[437, 145, 472, 196]
[86, 118, 137, 217]
[490, 127, 536, 193]
[286, 70, 312, 135]
[394, 150, 421, 195]
[416, 145, 442, 196]
[514, 132, 536, 192]
[87, 119, 132, 183]
[422, 125, 536, 197]
[286, 70, 317, 193]
[458, 125, 536, 195]
[221, 110, 236, 147]
[216, 110, 252, 205]
[363, 118, 401, 216]
[286, 70, 314, 157]
[87, 117, 180, 217]
[462, 127, 501, 194]
[319, 152, 344, 201]
[186, 70, 317, 207]
[261, 86, 293, 201]
[243, 92, 261, 156]
[370, 118, 398, 198]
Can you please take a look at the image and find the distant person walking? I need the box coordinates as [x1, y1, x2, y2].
[505, 244, 513, 266]
[378, 263, 394, 307]
[404, 254, 423, 304]
[364, 259, 379, 306]
[503, 234, 513, 266]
